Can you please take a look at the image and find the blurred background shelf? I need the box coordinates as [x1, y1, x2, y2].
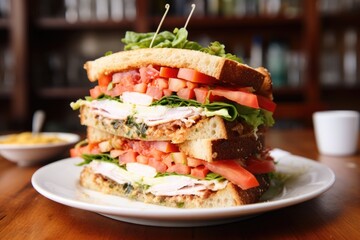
[34, 17, 135, 30]
[0, 18, 9, 28]
[151, 15, 304, 29]
[35, 87, 91, 99]
[2, 0, 360, 132]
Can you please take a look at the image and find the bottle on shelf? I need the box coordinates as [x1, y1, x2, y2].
[266, 41, 287, 88]
[343, 28, 358, 86]
[0, 0, 10, 18]
[320, 31, 341, 86]
[249, 36, 263, 68]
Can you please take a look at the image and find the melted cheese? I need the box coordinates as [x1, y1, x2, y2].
[88, 160, 228, 197]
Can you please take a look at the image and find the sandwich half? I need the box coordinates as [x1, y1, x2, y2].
[70, 28, 276, 208]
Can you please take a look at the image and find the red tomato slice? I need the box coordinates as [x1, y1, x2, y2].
[246, 158, 275, 174]
[178, 68, 217, 84]
[205, 160, 259, 190]
[159, 67, 179, 78]
[177, 88, 195, 100]
[257, 95, 277, 113]
[210, 88, 260, 109]
[98, 74, 112, 87]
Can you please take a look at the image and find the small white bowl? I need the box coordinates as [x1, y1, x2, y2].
[0, 132, 80, 167]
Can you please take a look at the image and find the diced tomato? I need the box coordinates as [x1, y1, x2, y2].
[167, 163, 190, 175]
[139, 66, 159, 84]
[168, 78, 187, 92]
[177, 88, 195, 100]
[70, 143, 100, 157]
[193, 87, 209, 104]
[110, 149, 124, 158]
[163, 154, 174, 168]
[257, 95, 277, 113]
[159, 67, 179, 78]
[191, 165, 209, 179]
[107, 84, 133, 97]
[246, 158, 275, 174]
[112, 70, 141, 84]
[204, 160, 259, 190]
[148, 158, 167, 173]
[119, 150, 137, 165]
[187, 157, 205, 167]
[87, 143, 101, 154]
[98, 74, 112, 87]
[89, 86, 103, 99]
[186, 81, 199, 89]
[152, 77, 168, 90]
[177, 68, 217, 84]
[146, 86, 163, 100]
[133, 83, 147, 93]
[171, 152, 187, 165]
[70, 146, 85, 158]
[136, 155, 149, 164]
[210, 88, 260, 109]
[150, 149, 167, 161]
[153, 141, 179, 153]
[163, 89, 173, 96]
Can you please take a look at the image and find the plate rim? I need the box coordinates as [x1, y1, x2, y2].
[31, 154, 336, 225]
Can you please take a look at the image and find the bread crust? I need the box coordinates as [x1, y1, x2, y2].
[84, 48, 272, 98]
[179, 133, 265, 162]
[80, 166, 270, 208]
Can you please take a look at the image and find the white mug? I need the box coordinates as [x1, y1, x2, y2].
[313, 110, 359, 156]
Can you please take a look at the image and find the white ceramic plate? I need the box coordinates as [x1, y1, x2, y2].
[31, 154, 335, 227]
[0, 132, 80, 166]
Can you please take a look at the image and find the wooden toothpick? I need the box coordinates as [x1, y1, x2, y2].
[150, 4, 170, 48]
[184, 4, 196, 29]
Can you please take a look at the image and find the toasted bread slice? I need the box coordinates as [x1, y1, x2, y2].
[80, 166, 270, 208]
[179, 134, 265, 162]
[86, 126, 265, 162]
[80, 105, 259, 143]
[84, 48, 273, 99]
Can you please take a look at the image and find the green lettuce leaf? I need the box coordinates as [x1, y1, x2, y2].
[77, 153, 120, 166]
[121, 28, 242, 63]
[152, 95, 274, 128]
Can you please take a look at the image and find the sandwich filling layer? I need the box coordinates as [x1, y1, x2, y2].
[87, 160, 228, 197]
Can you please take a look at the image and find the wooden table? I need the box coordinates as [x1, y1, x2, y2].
[1, 129, 360, 239]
